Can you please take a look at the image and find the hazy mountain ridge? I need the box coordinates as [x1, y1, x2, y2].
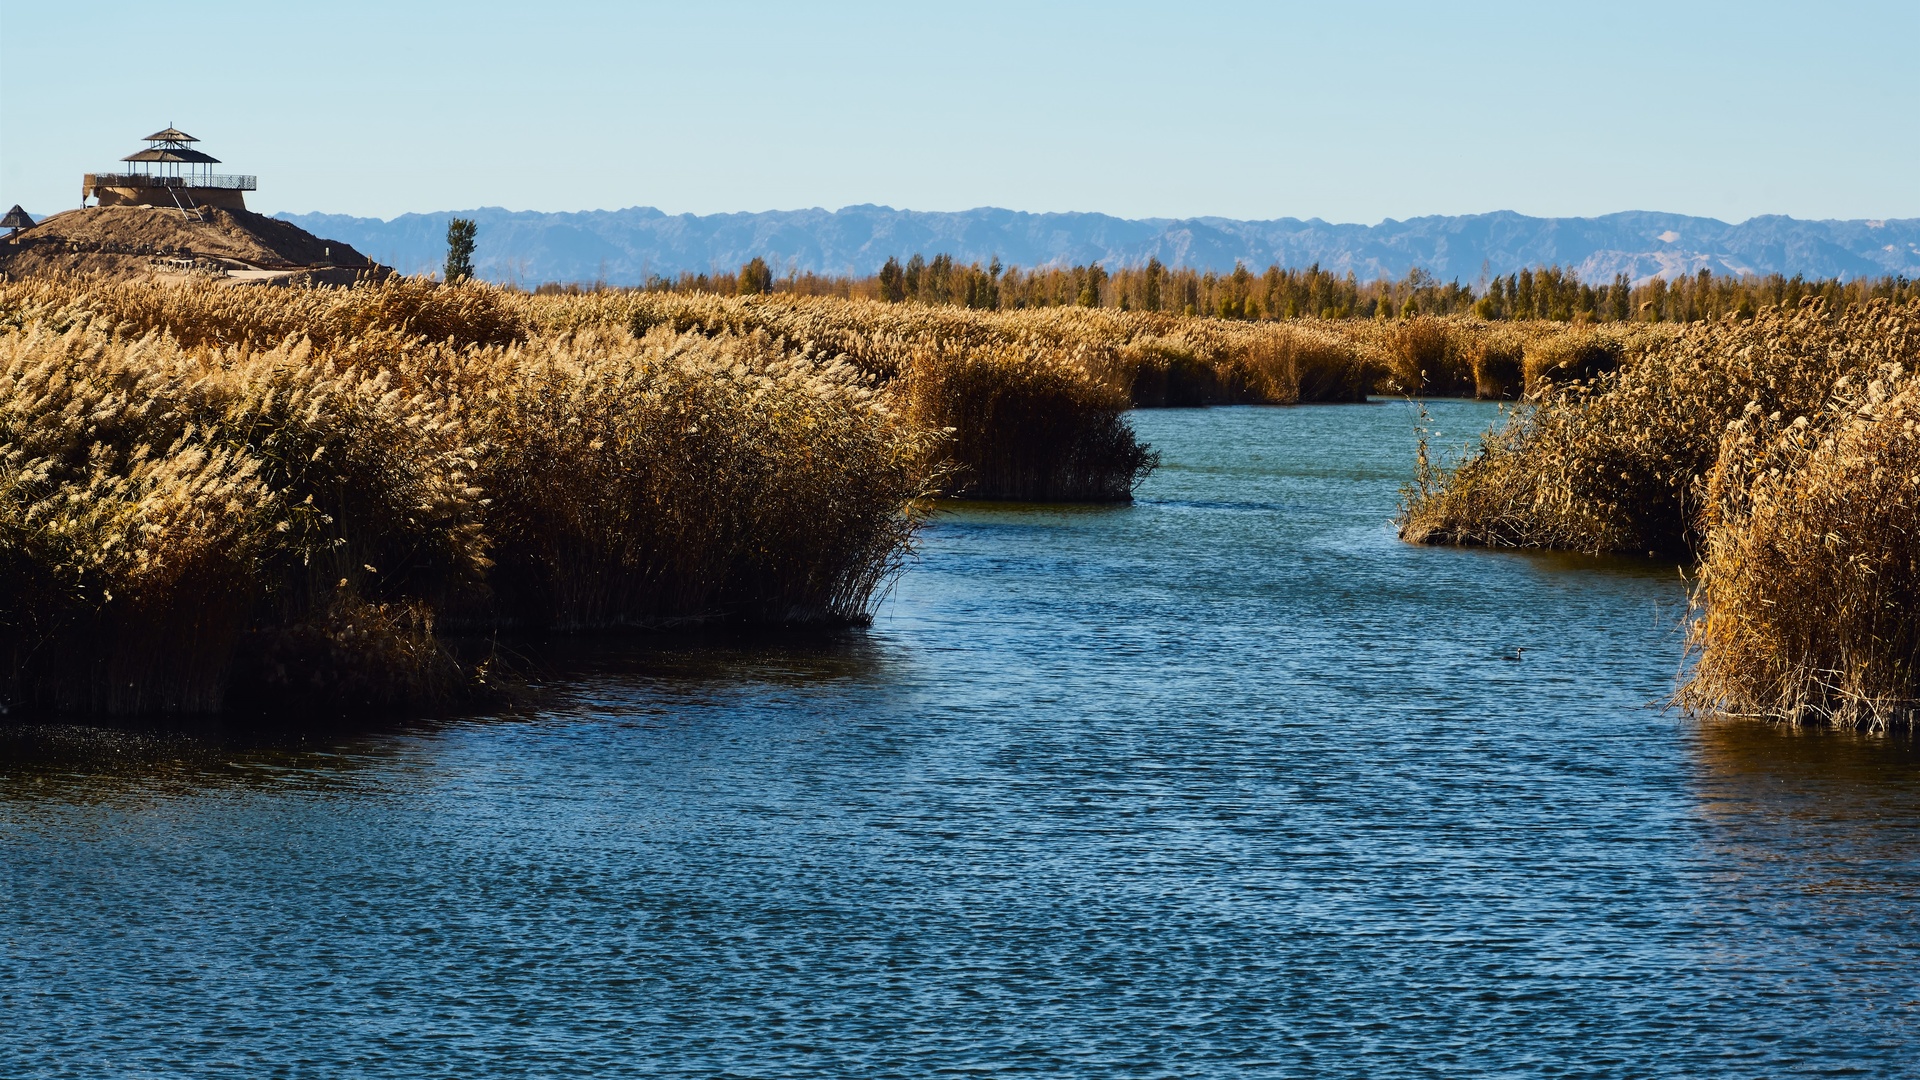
[278, 206, 1920, 287]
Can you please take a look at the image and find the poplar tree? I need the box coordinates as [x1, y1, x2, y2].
[904, 254, 925, 301]
[1228, 262, 1253, 318]
[1079, 263, 1107, 307]
[878, 257, 906, 302]
[738, 257, 773, 295]
[927, 254, 955, 304]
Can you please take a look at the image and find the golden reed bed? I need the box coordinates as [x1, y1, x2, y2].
[4, 274, 1912, 725]
[0, 278, 930, 714]
[1400, 299, 1920, 730]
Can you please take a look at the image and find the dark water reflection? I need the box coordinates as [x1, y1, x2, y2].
[0, 633, 892, 797]
[4, 402, 1918, 1078]
[1685, 722, 1920, 1006]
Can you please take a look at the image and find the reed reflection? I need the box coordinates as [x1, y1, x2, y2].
[0, 629, 893, 801]
[1688, 719, 1920, 897]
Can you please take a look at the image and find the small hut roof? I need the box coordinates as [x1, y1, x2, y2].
[142, 127, 198, 143]
[122, 147, 221, 164]
[2, 205, 34, 230]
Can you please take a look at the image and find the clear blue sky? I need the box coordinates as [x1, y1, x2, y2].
[3, 0, 1914, 223]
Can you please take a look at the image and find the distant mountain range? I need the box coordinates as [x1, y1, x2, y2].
[277, 206, 1920, 287]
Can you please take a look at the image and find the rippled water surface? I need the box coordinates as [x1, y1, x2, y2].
[6, 402, 1920, 1078]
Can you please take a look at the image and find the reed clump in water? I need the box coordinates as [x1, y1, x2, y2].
[1398, 302, 1893, 554]
[1397, 295, 1920, 727]
[1683, 344, 1920, 731]
[1355, 315, 1476, 397]
[0, 279, 936, 715]
[899, 339, 1155, 501]
[1470, 324, 1529, 400]
[620, 292, 1169, 499]
[469, 326, 934, 627]
[615, 291, 1392, 496]
[1114, 318, 1370, 406]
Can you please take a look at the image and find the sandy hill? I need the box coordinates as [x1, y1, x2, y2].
[1, 206, 391, 285]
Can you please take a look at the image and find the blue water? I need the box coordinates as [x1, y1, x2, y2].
[5, 402, 1919, 1078]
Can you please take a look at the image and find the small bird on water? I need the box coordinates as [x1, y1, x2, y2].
[1503, 647, 1528, 662]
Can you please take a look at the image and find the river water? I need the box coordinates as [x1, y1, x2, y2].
[5, 402, 1919, 1078]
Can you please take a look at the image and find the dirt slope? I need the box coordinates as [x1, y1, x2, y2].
[0, 206, 389, 280]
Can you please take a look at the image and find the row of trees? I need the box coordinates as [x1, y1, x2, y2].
[574, 254, 1916, 323]
[877, 254, 1006, 308]
[867, 256, 1483, 318]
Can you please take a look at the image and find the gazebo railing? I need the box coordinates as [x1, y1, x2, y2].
[85, 172, 257, 191]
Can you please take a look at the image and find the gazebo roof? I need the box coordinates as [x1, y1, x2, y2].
[123, 147, 222, 165]
[2, 205, 33, 230]
[142, 127, 198, 143]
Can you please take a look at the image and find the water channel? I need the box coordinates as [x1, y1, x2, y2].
[5, 401, 1918, 1077]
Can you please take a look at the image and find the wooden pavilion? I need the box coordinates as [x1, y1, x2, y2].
[83, 127, 257, 213]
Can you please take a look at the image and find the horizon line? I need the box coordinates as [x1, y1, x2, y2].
[260, 205, 1918, 229]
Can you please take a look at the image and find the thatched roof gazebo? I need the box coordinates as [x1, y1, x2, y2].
[3, 205, 33, 239]
[120, 128, 224, 185]
[83, 126, 256, 213]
